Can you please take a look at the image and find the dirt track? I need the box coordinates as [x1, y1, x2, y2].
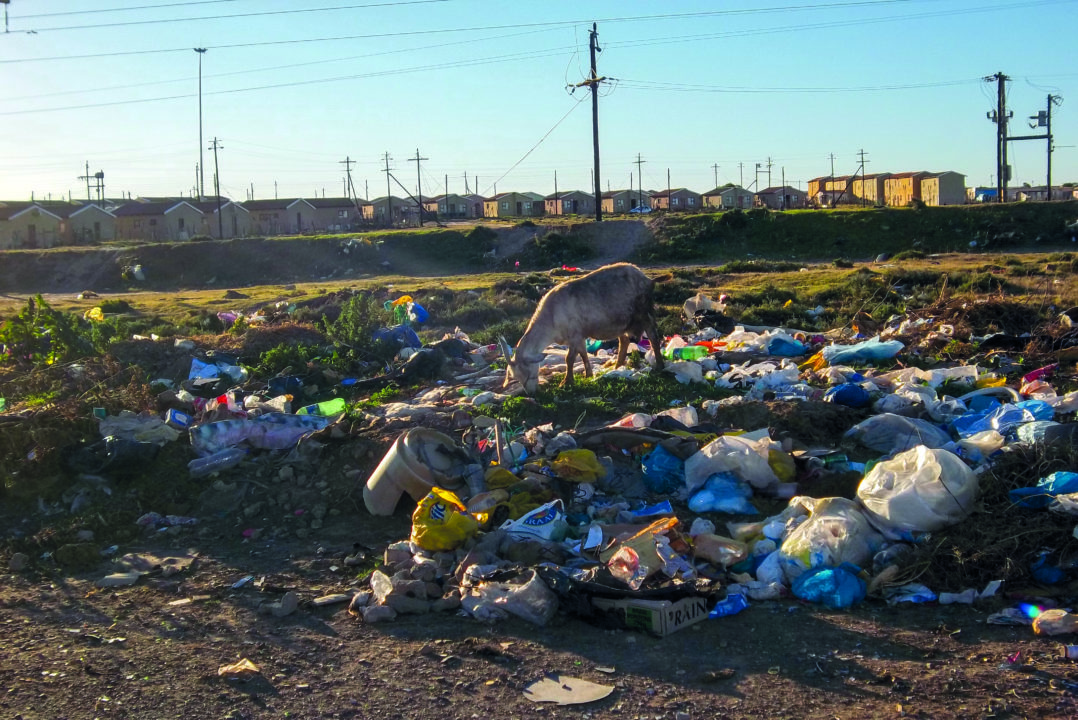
[0, 221, 655, 295]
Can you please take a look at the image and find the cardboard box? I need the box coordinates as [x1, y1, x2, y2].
[590, 595, 709, 637]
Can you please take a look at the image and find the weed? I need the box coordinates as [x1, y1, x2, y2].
[470, 318, 529, 347]
[832, 258, 854, 268]
[718, 259, 802, 273]
[892, 250, 926, 261]
[320, 292, 399, 365]
[0, 295, 93, 368]
[97, 299, 134, 314]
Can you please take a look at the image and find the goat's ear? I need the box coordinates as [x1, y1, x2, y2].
[497, 336, 514, 364]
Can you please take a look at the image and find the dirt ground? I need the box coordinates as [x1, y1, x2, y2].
[4, 499, 1078, 720]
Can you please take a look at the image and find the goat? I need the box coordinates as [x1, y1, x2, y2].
[503, 263, 665, 394]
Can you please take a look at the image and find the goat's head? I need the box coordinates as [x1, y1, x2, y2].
[504, 353, 542, 395]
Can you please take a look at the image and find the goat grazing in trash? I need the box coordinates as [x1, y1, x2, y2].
[503, 263, 665, 394]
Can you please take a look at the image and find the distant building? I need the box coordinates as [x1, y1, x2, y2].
[0, 202, 63, 249]
[702, 185, 754, 210]
[543, 190, 596, 216]
[649, 188, 702, 211]
[850, 173, 891, 205]
[306, 197, 365, 232]
[600, 189, 650, 214]
[920, 172, 966, 206]
[755, 186, 808, 210]
[883, 172, 929, 207]
[113, 200, 205, 242]
[243, 198, 318, 235]
[483, 192, 545, 218]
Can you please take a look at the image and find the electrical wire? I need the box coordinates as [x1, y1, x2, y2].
[3, 0, 966, 59]
[12, 0, 454, 33]
[613, 77, 983, 94]
[483, 97, 586, 196]
[17, 0, 240, 19]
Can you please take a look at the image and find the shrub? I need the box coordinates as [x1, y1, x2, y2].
[321, 292, 399, 364]
[832, 258, 854, 268]
[892, 250, 926, 261]
[0, 296, 93, 368]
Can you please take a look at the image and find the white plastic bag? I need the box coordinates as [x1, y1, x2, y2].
[684, 434, 780, 492]
[499, 500, 568, 542]
[956, 429, 1005, 463]
[467, 569, 558, 626]
[856, 445, 979, 541]
[779, 497, 883, 583]
[844, 413, 951, 454]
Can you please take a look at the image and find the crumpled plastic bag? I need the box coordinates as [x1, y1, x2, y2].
[98, 412, 180, 446]
[499, 499, 568, 542]
[779, 497, 883, 583]
[856, 445, 979, 541]
[550, 449, 606, 483]
[791, 562, 867, 608]
[956, 429, 1005, 463]
[641, 445, 685, 494]
[664, 360, 705, 384]
[410, 487, 479, 551]
[820, 336, 904, 366]
[464, 569, 558, 626]
[684, 434, 780, 493]
[843, 413, 951, 454]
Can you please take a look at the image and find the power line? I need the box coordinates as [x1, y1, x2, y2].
[484, 97, 587, 197]
[17, 0, 240, 20]
[2, 0, 967, 61]
[14, 0, 453, 34]
[614, 77, 984, 94]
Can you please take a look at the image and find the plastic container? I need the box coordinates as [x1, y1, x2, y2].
[188, 447, 246, 478]
[363, 428, 466, 515]
[297, 398, 347, 417]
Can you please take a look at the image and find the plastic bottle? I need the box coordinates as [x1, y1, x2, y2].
[708, 593, 750, 618]
[664, 345, 709, 361]
[1033, 609, 1078, 636]
[188, 448, 246, 478]
[296, 398, 347, 416]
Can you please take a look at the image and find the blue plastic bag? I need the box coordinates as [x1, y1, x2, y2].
[708, 593, 750, 619]
[688, 472, 758, 514]
[823, 383, 872, 408]
[372, 325, 422, 350]
[767, 336, 805, 356]
[640, 445, 685, 494]
[1009, 471, 1078, 509]
[821, 337, 904, 366]
[791, 562, 867, 609]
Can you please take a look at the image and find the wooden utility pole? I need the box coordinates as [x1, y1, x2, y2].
[858, 149, 868, 207]
[340, 155, 361, 212]
[553, 170, 559, 215]
[667, 168, 671, 211]
[635, 153, 646, 211]
[382, 152, 393, 226]
[408, 148, 428, 226]
[1011, 94, 1062, 200]
[711, 162, 720, 187]
[210, 137, 224, 238]
[986, 72, 1011, 202]
[738, 162, 744, 188]
[572, 23, 606, 222]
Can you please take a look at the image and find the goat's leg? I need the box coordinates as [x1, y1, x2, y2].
[579, 340, 594, 378]
[615, 335, 630, 368]
[560, 347, 576, 387]
[648, 315, 665, 371]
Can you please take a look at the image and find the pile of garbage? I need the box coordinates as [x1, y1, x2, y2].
[7, 286, 1078, 641]
[344, 292, 1078, 634]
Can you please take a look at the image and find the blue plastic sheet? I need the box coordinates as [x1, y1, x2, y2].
[821, 337, 904, 366]
[1009, 471, 1078, 509]
[791, 562, 867, 609]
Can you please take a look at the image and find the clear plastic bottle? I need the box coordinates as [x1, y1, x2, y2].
[188, 448, 246, 478]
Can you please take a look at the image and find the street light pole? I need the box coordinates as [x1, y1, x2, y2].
[194, 48, 207, 201]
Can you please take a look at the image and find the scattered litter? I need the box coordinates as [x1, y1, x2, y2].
[523, 674, 614, 705]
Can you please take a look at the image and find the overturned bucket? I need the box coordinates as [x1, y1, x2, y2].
[363, 428, 466, 516]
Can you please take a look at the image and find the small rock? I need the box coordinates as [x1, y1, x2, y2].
[9, 552, 29, 572]
[309, 519, 323, 530]
[295, 528, 310, 539]
[431, 593, 461, 612]
[75, 530, 95, 542]
[344, 553, 365, 567]
[278, 466, 295, 483]
[384, 542, 412, 567]
[348, 591, 371, 613]
[311, 504, 327, 520]
[472, 415, 497, 428]
[384, 595, 430, 615]
[361, 604, 397, 623]
[244, 502, 264, 519]
[676, 713, 691, 720]
[423, 581, 442, 599]
[97, 572, 140, 588]
[451, 410, 473, 428]
[470, 391, 495, 406]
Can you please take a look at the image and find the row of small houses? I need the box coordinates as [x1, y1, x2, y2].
[3, 170, 1074, 249]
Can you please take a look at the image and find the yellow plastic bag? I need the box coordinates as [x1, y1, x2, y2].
[550, 449, 607, 483]
[410, 487, 479, 552]
[84, 307, 105, 322]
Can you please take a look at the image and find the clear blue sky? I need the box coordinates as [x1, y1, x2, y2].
[1, 0, 1075, 202]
